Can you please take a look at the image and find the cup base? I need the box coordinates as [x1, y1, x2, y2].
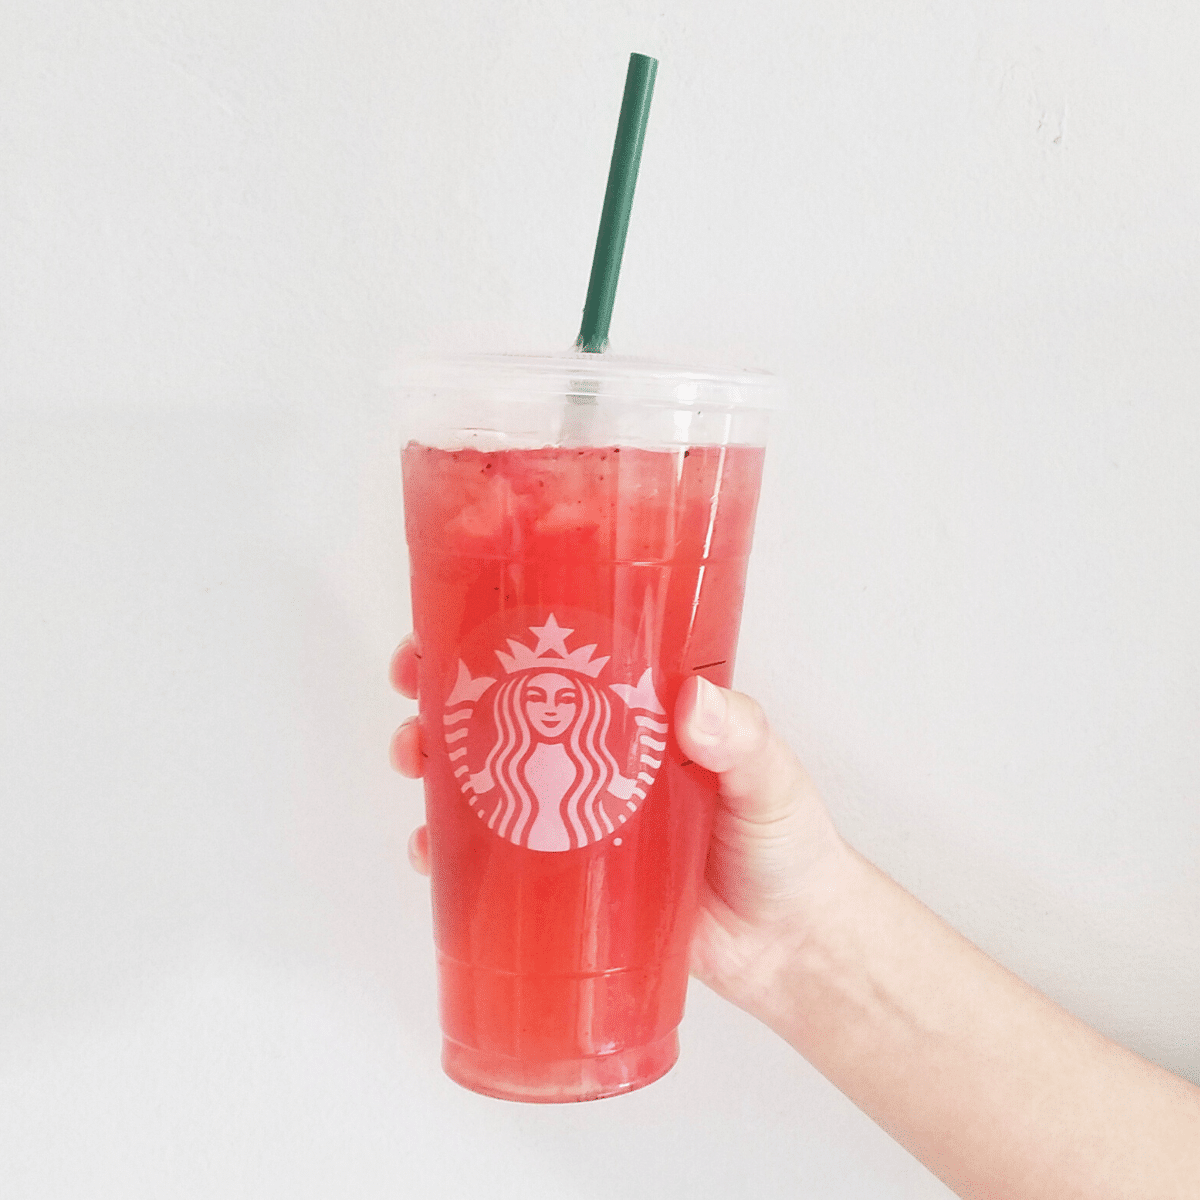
[441, 1029, 679, 1103]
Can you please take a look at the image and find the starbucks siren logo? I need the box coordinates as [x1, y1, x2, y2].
[443, 613, 668, 851]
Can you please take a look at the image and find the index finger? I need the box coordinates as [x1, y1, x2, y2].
[389, 635, 420, 699]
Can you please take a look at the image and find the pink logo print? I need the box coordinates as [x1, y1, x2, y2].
[442, 614, 668, 852]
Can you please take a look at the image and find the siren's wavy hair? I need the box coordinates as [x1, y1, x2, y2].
[484, 672, 625, 849]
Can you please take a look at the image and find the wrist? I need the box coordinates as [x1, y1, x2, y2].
[756, 843, 872, 1027]
[699, 837, 867, 1031]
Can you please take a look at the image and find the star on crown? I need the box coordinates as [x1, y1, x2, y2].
[494, 614, 610, 678]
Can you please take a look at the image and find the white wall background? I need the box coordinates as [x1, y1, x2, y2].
[2, 2, 1198, 1197]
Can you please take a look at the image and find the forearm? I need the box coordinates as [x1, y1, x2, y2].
[753, 849, 1200, 1200]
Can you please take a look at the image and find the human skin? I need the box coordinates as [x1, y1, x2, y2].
[390, 637, 1200, 1199]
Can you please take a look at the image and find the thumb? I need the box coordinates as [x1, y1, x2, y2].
[675, 676, 820, 827]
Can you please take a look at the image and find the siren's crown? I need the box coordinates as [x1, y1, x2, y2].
[495, 614, 609, 679]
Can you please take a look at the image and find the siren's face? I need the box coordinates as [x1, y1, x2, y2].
[523, 672, 579, 740]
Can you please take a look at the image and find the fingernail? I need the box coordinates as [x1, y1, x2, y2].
[694, 676, 727, 741]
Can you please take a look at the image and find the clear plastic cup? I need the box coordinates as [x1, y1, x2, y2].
[400, 352, 775, 1101]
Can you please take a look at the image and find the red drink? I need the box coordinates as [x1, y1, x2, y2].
[403, 441, 765, 1101]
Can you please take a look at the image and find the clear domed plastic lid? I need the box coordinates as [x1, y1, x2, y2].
[394, 352, 780, 450]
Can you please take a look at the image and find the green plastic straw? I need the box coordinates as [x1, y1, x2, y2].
[575, 53, 658, 353]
